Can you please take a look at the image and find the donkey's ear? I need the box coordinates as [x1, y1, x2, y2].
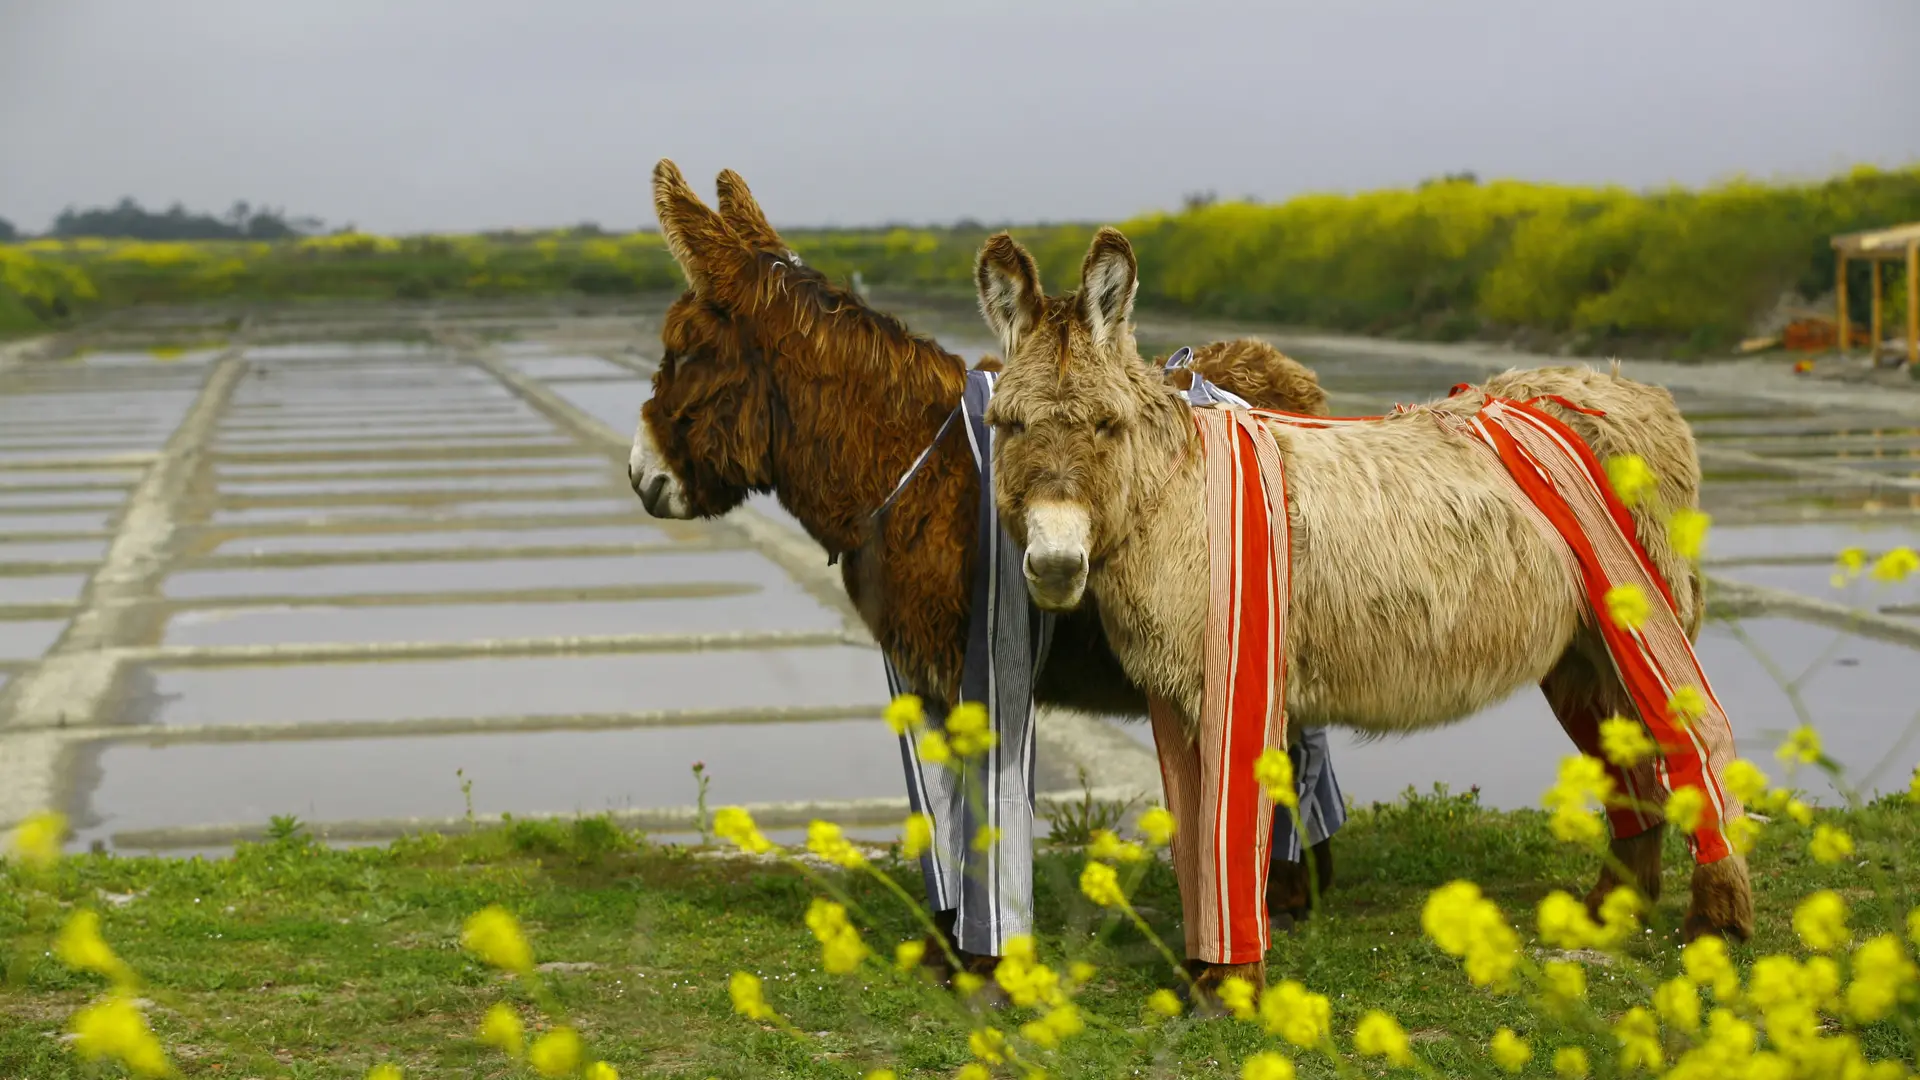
[975, 232, 1043, 357]
[715, 169, 794, 259]
[653, 159, 745, 296]
[1079, 227, 1138, 349]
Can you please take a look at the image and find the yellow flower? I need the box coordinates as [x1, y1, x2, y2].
[1722, 759, 1769, 805]
[729, 971, 775, 1021]
[1597, 887, 1642, 943]
[1218, 975, 1258, 1021]
[1242, 1051, 1296, 1080]
[993, 936, 1063, 1008]
[884, 694, 925, 734]
[1668, 508, 1711, 560]
[1550, 804, 1604, 845]
[1542, 754, 1612, 846]
[1421, 880, 1520, 989]
[1795, 890, 1850, 952]
[713, 806, 774, 854]
[956, 1067, 990, 1080]
[1260, 979, 1331, 1048]
[1683, 936, 1740, 1001]
[971, 825, 1002, 852]
[1909, 763, 1920, 804]
[894, 940, 926, 973]
[1353, 1010, 1413, 1066]
[1727, 815, 1763, 855]
[901, 813, 933, 859]
[1910, 907, 1920, 950]
[1614, 1006, 1663, 1072]
[1654, 976, 1701, 1033]
[1253, 747, 1298, 808]
[1079, 861, 1126, 908]
[367, 1068, 402, 1080]
[1605, 583, 1649, 630]
[479, 1002, 524, 1059]
[1785, 798, 1814, 827]
[585, 1062, 619, 1080]
[946, 703, 997, 757]
[461, 906, 534, 975]
[1490, 1028, 1532, 1072]
[1540, 960, 1586, 1013]
[1872, 546, 1920, 582]
[1666, 685, 1708, 727]
[806, 820, 868, 869]
[1137, 806, 1176, 847]
[1605, 454, 1655, 507]
[1665, 785, 1707, 834]
[69, 994, 170, 1078]
[1553, 1046, 1589, 1079]
[864, 1072, 896, 1080]
[918, 730, 953, 766]
[1810, 824, 1854, 864]
[1599, 716, 1656, 767]
[1146, 988, 1183, 1019]
[954, 972, 985, 998]
[1037, 1003, 1084, 1044]
[1088, 829, 1147, 864]
[55, 911, 136, 988]
[1845, 934, 1917, 1024]
[1069, 960, 1097, 984]
[5, 810, 65, 870]
[1837, 547, 1867, 579]
[968, 1026, 1007, 1065]
[804, 898, 870, 974]
[528, 1027, 582, 1079]
[1777, 725, 1822, 766]
[1537, 890, 1604, 950]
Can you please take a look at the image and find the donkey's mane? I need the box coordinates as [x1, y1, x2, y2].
[739, 250, 967, 393]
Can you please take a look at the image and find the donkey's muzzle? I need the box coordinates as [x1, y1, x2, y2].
[1023, 549, 1089, 611]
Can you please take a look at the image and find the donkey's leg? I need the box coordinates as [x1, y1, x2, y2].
[884, 661, 973, 984]
[1150, 699, 1264, 1009]
[1149, 696, 1270, 1005]
[1540, 653, 1669, 912]
[1266, 727, 1342, 931]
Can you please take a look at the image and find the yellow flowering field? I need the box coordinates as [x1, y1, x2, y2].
[6, 164, 1917, 354]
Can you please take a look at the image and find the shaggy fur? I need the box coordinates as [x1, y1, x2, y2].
[637, 165, 1345, 966]
[978, 226, 1754, 991]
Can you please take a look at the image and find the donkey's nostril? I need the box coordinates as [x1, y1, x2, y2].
[1024, 550, 1087, 587]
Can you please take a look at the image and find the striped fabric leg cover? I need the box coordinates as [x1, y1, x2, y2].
[886, 370, 1055, 957]
[1150, 408, 1292, 965]
[1465, 397, 1743, 863]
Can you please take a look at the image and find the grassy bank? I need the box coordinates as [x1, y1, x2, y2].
[4, 788, 1916, 1079]
[5, 165, 1918, 354]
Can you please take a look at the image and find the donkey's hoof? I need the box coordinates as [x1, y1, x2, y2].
[1684, 856, 1755, 944]
[1269, 907, 1310, 936]
[952, 952, 1010, 1008]
[1178, 959, 1264, 1017]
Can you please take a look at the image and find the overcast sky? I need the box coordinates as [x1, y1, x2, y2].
[2, 0, 1917, 235]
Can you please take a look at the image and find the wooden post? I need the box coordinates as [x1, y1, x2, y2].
[1871, 259, 1884, 365]
[1837, 253, 1850, 357]
[1909, 241, 1919, 368]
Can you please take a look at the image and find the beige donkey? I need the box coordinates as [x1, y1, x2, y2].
[975, 226, 1753, 996]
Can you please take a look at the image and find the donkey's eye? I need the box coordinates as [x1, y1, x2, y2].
[1094, 418, 1117, 437]
[996, 419, 1025, 436]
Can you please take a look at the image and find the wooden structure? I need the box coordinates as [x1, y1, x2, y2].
[1832, 221, 1920, 368]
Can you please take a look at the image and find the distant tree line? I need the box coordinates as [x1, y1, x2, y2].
[41, 198, 325, 240]
[0, 216, 16, 242]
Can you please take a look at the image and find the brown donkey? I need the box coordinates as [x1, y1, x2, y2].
[977, 226, 1754, 996]
[628, 163, 1337, 977]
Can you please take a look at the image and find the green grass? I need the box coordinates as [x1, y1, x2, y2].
[5, 789, 1916, 1078]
